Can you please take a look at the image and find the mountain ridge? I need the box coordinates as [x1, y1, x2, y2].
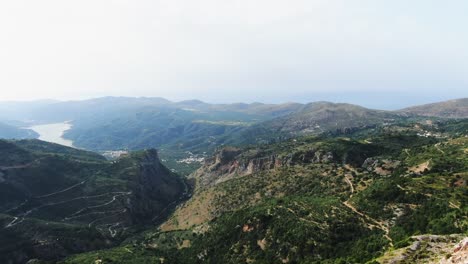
[398, 98, 468, 118]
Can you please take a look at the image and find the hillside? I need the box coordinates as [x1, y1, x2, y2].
[0, 122, 38, 139]
[1, 98, 465, 177]
[228, 102, 404, 146]
[62, 119, 467, 263]
[0, 140, 187, 263]
[0, 97, 303, 124]
[398, 98, 468, 118]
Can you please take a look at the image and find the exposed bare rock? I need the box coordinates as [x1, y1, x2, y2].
[378, 234, 467, 264]
[362, 158, 401, 176]
[440, 237, 468, 264]
[191, 147, 335, 188]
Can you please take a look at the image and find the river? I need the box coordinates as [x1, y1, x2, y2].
[29, 122, 74, 147]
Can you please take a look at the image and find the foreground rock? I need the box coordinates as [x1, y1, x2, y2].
[378, 235, 467, 264]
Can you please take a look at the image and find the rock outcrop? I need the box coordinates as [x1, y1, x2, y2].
[129, 149, 187, 223]
[378, 235, 468, 264]
[191, 146, 334, 188]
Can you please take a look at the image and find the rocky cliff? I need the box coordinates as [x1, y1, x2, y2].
[191, 145, 335, 188]
[128, 149, 186, 223]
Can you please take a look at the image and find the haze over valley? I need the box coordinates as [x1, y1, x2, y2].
[1, 1, 467, 263]
[0, 96, 467, 264]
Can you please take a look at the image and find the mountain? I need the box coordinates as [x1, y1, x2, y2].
[0, 98, 465, 177]
[0, 122, 38, 139]
[3, 97, 465, 177]
[398, 98, 468, 118]
[2, 97, 464, 156]
[62, 119, 467, 264]
[0, 99, 59, 122]
[65, 100, 406, 158]
[0, 97, 303, 125]
[0, 140, 187, 263]
[227, 102, 404, 146]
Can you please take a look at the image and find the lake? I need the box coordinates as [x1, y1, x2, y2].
[29, 122, 74, 147]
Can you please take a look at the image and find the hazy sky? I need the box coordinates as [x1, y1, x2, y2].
[0, 0, 467, 109]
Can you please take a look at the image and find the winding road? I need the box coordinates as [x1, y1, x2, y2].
[342, 171, 394, 247]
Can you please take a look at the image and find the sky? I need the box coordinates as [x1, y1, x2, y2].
[0, 0, 467, 109]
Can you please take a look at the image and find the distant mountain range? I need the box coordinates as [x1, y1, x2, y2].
[0, 97, 466, 263]
[0, 122, 38, 140]
[398, 98, 468, 118]
[0, 97, 466, 174]
[1, 97, 466, 124]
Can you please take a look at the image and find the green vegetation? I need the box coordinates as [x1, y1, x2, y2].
[64, 120, 467, 263]
[0, 140, 186, 263]
[1, 98, 467, 263]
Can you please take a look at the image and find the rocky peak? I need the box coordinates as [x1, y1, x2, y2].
[140, 148, 160, 163]
[213, 147, 242, 164]
[128, 149, 186, 224]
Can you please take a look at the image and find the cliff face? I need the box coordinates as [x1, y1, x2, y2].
[129, 149, 186, 223]
[191, 146, 334, 188]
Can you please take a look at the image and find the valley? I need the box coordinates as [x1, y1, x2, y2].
[61, 117, 466, 264]
[0, 140, 187, 263]
[0, 97, 466, 263]
[2, 0, 468, 262]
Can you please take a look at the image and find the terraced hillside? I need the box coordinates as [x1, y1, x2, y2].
[0, 140, 187, 263]
[62, 119, 467, 263]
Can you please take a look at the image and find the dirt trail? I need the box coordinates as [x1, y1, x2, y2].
[344, 176, 354, 193]
[449, 201, 461, 209]
[88, 209, 127, 227]
[108, 222, 122, 237]
[4, 217, 21, 228]
[4, 189, 131, 228]
[0, 160, 37, 170]
[404, 149, 410, 156]
[342, 172, 394, 247]
[87, 192, 131, 209]
[434, 143, 446, 154]
[63, 192, 132, 220]
[277, 205, 322, 226]
[3, 200, 28, 214]
[64, 209, 123, 221]
[34, 180, 86, 199]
